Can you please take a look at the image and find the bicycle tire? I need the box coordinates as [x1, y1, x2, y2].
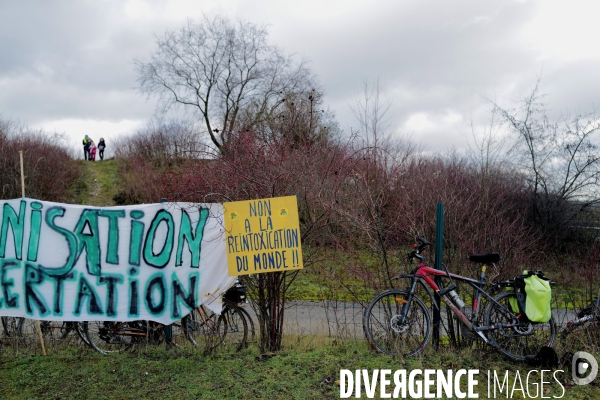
[183, 306, 225, 353]
[84, 321, 136, 354]
[40, 321, 83, 346]
[1, 317, 38, 351]
[363, 289, 431, 357]
[75, 322, 90, 345]
[218, 299, 248, 352]
[1, 317, 30, 349]
[485, 291, 556, 361]
[237, 306, 256, 345]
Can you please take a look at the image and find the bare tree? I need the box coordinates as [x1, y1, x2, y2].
[245, 88, 338, 146]
[343, 78, 417, 288]
[350, 76, 394, 152]
[467, 107, 511, 178]
[114, 118, 211, 164]
[135, 15, 315, 153]
[492, 79, 600, 244]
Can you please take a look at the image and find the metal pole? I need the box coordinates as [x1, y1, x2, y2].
[19, 150, 47, 356]
[433, 203, 444, 349]
[160, 198, 173, 349]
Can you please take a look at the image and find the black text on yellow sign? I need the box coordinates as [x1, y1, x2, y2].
[224, 196, 304, 276]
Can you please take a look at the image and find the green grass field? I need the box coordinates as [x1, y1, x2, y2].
[1, 339, 599, 399]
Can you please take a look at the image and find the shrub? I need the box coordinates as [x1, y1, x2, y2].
[0, 121, 81, 202]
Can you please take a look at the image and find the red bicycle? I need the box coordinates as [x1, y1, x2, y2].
[363, 237, 556, 360]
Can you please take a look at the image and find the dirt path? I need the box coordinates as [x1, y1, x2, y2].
[77, 159, 119, 207]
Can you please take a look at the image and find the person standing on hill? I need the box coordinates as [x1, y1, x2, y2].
[98, 138, 106, 160]
[83, 135, 90, 160]
[89, 140, 97, 161]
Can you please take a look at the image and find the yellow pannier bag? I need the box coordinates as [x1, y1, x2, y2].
[508, 271, 552, 323]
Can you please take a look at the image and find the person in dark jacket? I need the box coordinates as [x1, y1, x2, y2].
[98, 138, 106, 160]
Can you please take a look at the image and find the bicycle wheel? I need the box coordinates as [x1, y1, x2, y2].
[40, 321, 84, 346]
[218, 299, 248, 352]
[141, 321, 166, 346]
[1, 318, 39, 352]
[485, 291, 556, 361]
[84, 321, 136, 354]
[183, 306, 225, 353]
[2, 317, 28, 348]
[75, 322, 90, 345]
[363, 289, 431, 357]
[237, 306, 256, 345]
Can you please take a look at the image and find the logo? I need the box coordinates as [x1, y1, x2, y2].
[572, 351, 598, 385]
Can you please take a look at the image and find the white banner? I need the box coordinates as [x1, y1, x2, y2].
[0, 198, 235, 324]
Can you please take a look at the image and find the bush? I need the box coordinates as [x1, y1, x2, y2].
[0, 121, 81, 202]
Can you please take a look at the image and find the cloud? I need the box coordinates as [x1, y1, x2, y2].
[0, 0, 598, 153]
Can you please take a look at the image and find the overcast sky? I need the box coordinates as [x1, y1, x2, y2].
[1, 0, 599, 156]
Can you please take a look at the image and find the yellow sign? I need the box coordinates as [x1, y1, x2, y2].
[224, 196, 303, 276]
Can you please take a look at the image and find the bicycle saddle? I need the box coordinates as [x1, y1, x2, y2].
[469, 253, 500, 264]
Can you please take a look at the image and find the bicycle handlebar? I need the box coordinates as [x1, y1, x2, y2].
[407, 237, 431, 263]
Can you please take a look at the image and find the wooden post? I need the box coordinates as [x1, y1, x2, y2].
[19, 150, 47, 356]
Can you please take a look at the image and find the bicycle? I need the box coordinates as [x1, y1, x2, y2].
[561, 291, 600, 344]
[237, 305, 256, 345]
[1, 317, 25, 338]
[363, 237, 556, 361]
[183, 298, 248, 353]
[224, 281, 256, 345]
[84, 287, 251, 355]
[2, 317, 88, 348]
[84, 319, 167, 354]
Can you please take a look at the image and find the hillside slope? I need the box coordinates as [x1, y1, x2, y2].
[70, 159, 120, 207]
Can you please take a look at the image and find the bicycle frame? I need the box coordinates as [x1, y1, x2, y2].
[363, 238, 556, 359]
[564, 300, 600, 335]
[104, 321, 164, 339]
[398, 262, 523, 343]
[186, 304, 219, 331]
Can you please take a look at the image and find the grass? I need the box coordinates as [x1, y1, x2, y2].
[1, 339, 599, 399]
[286, 251, 388, 302]
[69, 159, 120, 206]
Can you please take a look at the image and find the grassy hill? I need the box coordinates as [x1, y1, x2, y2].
[70, 159, 120, 206]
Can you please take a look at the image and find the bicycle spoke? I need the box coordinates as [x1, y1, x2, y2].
[363, 290, 431, 357]
[485, 291, 556, 361]
[183, 307, 224, 354]
[218, 300, 248, 352]
[84, 321, 136, 354]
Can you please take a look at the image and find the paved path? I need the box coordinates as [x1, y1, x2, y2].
[242, 301, 578, 339]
